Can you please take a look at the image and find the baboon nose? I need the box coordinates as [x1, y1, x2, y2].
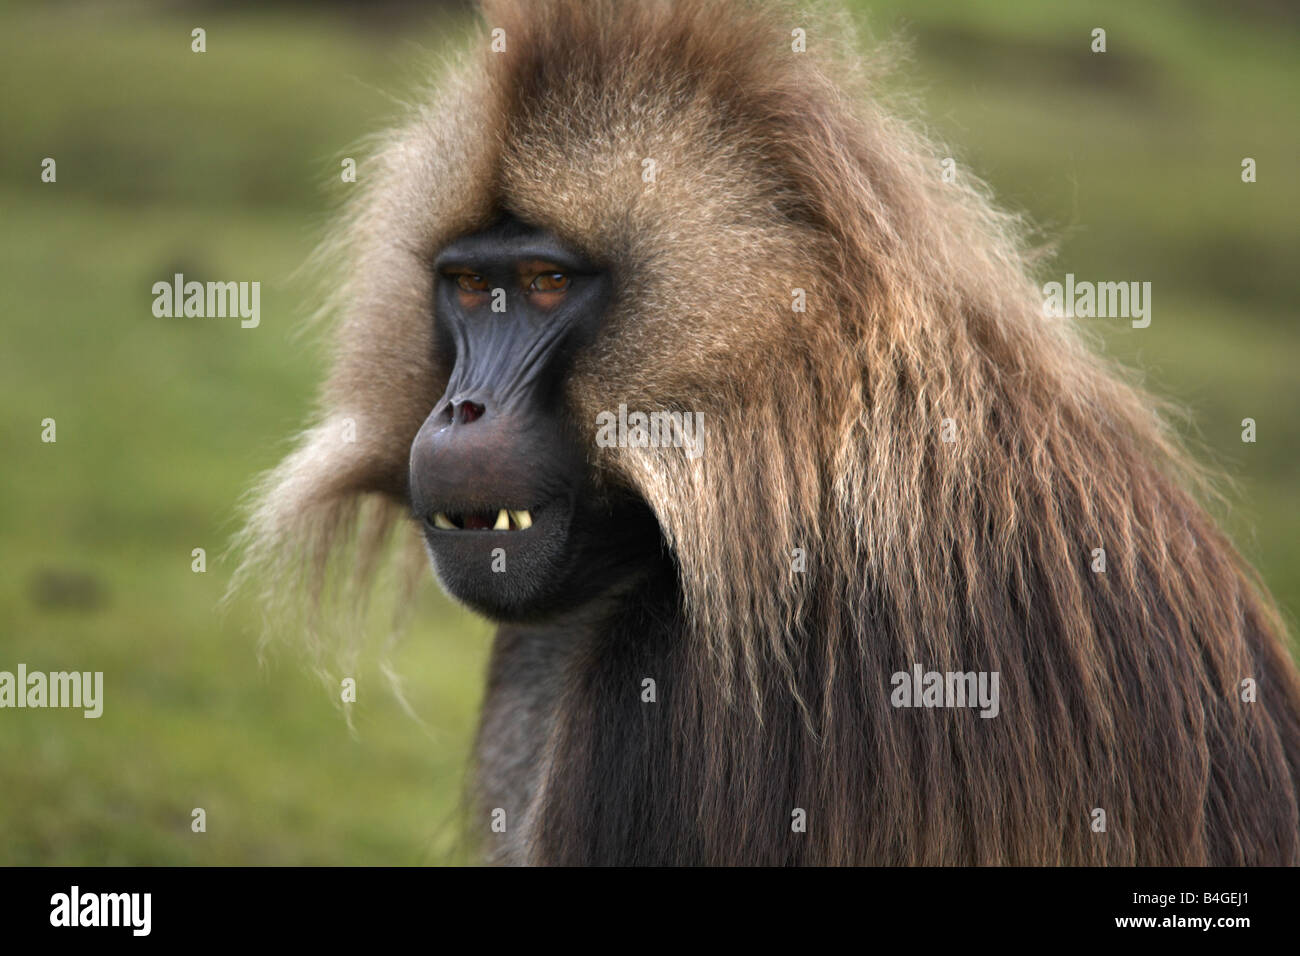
[454, 400, 485, 425]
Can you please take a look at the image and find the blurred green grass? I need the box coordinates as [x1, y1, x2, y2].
[1, 0, 1296, 863]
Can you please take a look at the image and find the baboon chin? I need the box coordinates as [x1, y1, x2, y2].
[239, 0, 1300, 865]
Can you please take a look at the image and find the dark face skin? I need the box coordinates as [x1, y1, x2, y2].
[409, 216, 661, 622]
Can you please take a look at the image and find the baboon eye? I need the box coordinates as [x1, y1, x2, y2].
[530, 272, 570, 293]
[455, 273, 488, 292]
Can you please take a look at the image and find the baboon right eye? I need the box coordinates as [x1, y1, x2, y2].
[454, 273, 488, 292]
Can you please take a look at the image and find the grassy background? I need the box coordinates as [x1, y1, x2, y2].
[1, 0, 1296, 864]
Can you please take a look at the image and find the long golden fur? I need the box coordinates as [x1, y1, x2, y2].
[235, 0, 1300, 864]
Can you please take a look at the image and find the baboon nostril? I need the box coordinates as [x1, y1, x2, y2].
[456, 401, 485, 425]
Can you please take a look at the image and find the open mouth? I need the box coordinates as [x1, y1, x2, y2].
[426, 507, 534, 532]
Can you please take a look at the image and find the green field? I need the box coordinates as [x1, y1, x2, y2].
[1, 1, 1296, 863]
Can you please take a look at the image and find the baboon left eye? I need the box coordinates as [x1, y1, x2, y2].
[531, 272, 570, 292]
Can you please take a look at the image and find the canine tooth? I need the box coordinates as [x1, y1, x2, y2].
[511, 509, 533, 530]
[494, 508, 510, 530]
[432, 513, 455, 530]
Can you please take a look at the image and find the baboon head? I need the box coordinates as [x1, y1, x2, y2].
[244, 0, 844, 646]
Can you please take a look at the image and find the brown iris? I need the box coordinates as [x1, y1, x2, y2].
[530, 272, 570, 292]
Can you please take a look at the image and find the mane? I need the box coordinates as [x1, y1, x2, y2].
[233, 0, 1300, 863]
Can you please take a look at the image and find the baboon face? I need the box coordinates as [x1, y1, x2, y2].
[409, 215, 659, 621]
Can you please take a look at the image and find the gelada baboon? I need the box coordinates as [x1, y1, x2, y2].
[237, 0, 1300, 864]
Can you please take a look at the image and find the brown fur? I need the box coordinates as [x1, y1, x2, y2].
[235, 0, 1300, 864]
